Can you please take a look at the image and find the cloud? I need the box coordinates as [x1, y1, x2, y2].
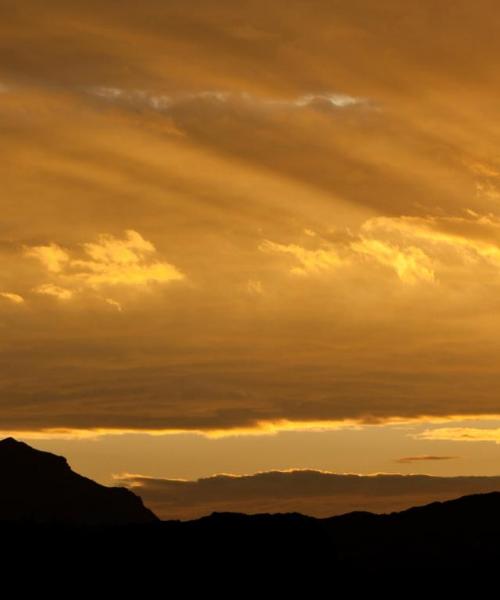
[259, 239, 344, 275]
[359, 213, 500, 269]
[415, 428, 500, 444]
[351, 237, 435, 284]
[24, 243, 70, 273]
[72, 230, 184, 288]
[246, 280, 264, 295]
[2, 414, 499, 440]
[259, 211, 500, 285]
[0, 292, 24, 305]
[88, 87, 367, 114]
[105, 298, 123, 312]
[395, 455, 459, 464]
[260, 229, 435, 284]
[34, 284, 73, 300]
[25, 230, 185, 301]
[114, 469, 500, 520]
[5, 0, 500, 438]
[289, 93, 365, 108]
[82, 229, 156, 264]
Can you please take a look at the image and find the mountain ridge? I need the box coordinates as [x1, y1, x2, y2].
[0, 437, 499, 573]
[0, 436, 158, 524]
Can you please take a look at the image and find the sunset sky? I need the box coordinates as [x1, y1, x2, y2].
[3, 0, 500, 519]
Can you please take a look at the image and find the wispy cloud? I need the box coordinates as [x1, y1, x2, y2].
[416, 428, 500, 444]
[396, 455, 459, 464]
[34, 284, 73, 300]
[105, 298, 123, 312]
[259, 239, 344, 276]
[259, 210, 500, 285]
[24, 230, 184, 306]
[88, 87, 368, 114]
[0, 292, 25, 305]
[246, 279, 264, 295]
[24, 243, 70, 273]
[71, 230, 184, 288]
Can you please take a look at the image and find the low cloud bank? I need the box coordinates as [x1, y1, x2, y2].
[115, 469, 500, 520]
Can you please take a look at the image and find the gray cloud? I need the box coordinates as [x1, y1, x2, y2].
[87, 87, 367, 112]
[115, 469, 500, 520]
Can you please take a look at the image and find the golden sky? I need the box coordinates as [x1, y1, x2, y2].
[3, 0, 500, 516]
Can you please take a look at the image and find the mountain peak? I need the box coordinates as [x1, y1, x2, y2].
[0, 436, 69, 471]
[0, 436, 56, 454]
[0, 437, 158, 524]
[0, 436, 27, 446]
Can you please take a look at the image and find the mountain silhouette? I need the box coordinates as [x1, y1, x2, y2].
[0, 437, 158, 524]
[1, 436, 499, 577]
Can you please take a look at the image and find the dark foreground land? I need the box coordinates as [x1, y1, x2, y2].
[1, 436, 499, 577]
[3, 492, 500, 574]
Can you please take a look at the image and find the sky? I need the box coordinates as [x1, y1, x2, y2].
[3, 0, 500, 518]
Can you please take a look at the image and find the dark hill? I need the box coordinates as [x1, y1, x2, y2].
[0, 437, 499, 577]
[0, 437, 158, 524]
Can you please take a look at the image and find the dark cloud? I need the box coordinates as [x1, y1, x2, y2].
[395, 456, 459, 464]
[116, 469, 500, 520]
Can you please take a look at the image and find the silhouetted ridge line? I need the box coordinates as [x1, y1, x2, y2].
[0, 437, 158, 524]
[2, 438, 500, 574]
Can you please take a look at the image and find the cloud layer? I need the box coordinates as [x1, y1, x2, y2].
[116, 469, 500, 520]
[3, 1, 500, 437]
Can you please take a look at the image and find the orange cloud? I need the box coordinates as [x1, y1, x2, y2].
[5, 0, 500, 439]
[416, 428, 500, 444]
[25, 243, 70, 273]
[34, 283, 73, 300]
[0, 292, 24, 304]
[24, 230, 184, 305]
[259, 239, 344, 276]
